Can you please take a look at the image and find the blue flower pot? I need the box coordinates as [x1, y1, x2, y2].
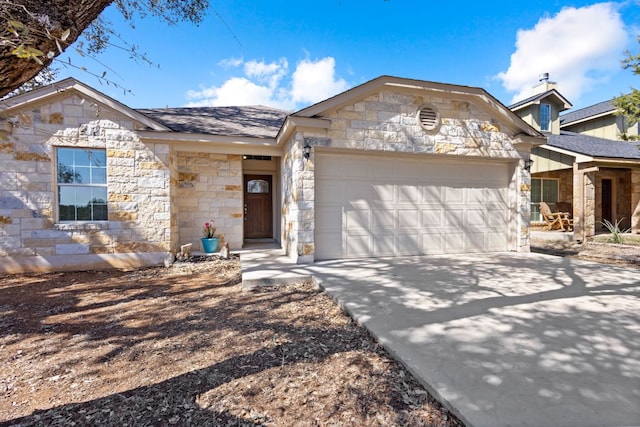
[201, 237, 219, 254]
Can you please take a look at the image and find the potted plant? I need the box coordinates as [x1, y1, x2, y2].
[201, 219, 219, 254]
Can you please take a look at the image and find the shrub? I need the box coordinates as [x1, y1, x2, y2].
[600, 218, 631, 244]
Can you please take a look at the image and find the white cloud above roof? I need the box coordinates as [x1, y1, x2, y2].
[185, 56, 347, 110]
[496, 2, 628, 104]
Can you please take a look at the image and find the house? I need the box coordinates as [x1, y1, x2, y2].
[0, 76, 544, 274]
[560, 99, 639, 140]
[510, 75, 640, 241]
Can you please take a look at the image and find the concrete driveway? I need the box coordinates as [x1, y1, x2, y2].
[306, 253, 640, 427]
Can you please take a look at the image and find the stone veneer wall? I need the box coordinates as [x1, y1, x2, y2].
[0, 95, 172, 274]
[176, 152, 243, 251]
[632, 169, 640, 234]
[281, 90, 533, 261]
[281, 135, 314, 262]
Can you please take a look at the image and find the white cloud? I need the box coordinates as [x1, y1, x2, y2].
[185, 77, 276, 107]
[185, 56, 348, 110]
[496, 2, 628, 104]
[218, 57, 243, 68]
[291, 57, 349, 104]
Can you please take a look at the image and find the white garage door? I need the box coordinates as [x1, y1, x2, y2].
[315, 153, 512, 259]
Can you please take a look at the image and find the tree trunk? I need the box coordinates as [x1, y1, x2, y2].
[0, 0, 113, 98]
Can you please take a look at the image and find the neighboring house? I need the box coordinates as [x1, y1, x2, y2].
[510, 75, 640, 241]
[0, 76, 544, 274]
[560, 99, 639, 140]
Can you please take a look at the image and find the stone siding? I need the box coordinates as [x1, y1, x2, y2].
[282, 90, 532, 261]
[0, 95, 172, 273]
[281, 135, 314, 263]
[632, 169, 640, 233]
[176, 152, 243, 251]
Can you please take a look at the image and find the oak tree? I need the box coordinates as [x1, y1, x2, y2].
[613, 36, 640, 141]
[0, 0, 209, 98]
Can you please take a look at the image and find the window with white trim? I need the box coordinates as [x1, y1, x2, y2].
[540, 103, 551, 132]
[530, 178, 558, 221]
[57, 147, 108, 221]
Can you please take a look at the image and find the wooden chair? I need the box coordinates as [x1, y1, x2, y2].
[539, 202, 573, 231]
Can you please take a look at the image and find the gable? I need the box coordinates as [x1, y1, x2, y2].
[279, 76, 544, 150]
[0, 78, 168, 132]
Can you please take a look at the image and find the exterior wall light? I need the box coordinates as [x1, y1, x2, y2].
[303, 142, 311, 160]
[524, 158, 534, 171]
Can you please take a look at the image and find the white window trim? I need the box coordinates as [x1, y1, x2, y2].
[540, 103, 551, 132]
[531, 177, 559, 221]
[55, 147, 108, 223]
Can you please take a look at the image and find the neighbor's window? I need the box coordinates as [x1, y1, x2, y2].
[530, 178, 558, 221]
[57, 147, 107, 221]
[540, 103, 551, 132]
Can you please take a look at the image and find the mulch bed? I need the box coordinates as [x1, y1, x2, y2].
[0, 258, 462, 427]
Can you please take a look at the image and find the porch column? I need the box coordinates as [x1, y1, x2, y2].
[573, 164, 598, 242]
[632, 169, 640, 234]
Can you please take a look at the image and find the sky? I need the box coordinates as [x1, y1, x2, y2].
[55, 1, 640, 112]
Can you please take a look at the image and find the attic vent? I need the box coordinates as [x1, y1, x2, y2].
[417, 104, 440, 131]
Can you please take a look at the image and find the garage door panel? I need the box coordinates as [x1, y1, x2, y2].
[399, 185, 421, 204]
[373, 184, 395, 203]
[486, 188, 508, 204]
[466, 232, 486, 252]
[422, 209, 444, 228]
[315, 153, 511, 259]
[423, 233, 444, 254]
[398, 209, 421, 228]
[487, 233, 508, 250]
[423, 186, 443, 204]
[372, 209, 395, 230]
[345, 234, 371, 258]
[467, 209, 486, 227]
[466, 188, 486, 204]
[445, 187, 465, 203]
[445, 209, 465, 228]
[345, 209, 370, 231]
[373, 237, 395, 256]
[445, 233, 466, 252]
[397, 233, 421, 255]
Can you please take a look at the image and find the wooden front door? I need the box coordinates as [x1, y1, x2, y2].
[244, 174, 273, 239]
[602, 179, 613, 226]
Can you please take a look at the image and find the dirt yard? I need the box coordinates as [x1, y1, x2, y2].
[0, 257, 462, 427]
[531, 238, 640, 268]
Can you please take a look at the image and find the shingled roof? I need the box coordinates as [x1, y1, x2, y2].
[559, 100, 616, 126]
[508, 89, 572, 111]
[547, 131, 640, 160]
[136, 106, 290, 138]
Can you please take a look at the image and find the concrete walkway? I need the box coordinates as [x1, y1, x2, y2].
[240, 250, 640, 427]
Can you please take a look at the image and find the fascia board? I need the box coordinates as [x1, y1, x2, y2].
[139, 131, 282, 156]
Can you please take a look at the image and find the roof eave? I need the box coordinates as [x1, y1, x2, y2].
[560, 110, 617, 128]
[539, 144, 593, 163]
[139, 131, 282, 156]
